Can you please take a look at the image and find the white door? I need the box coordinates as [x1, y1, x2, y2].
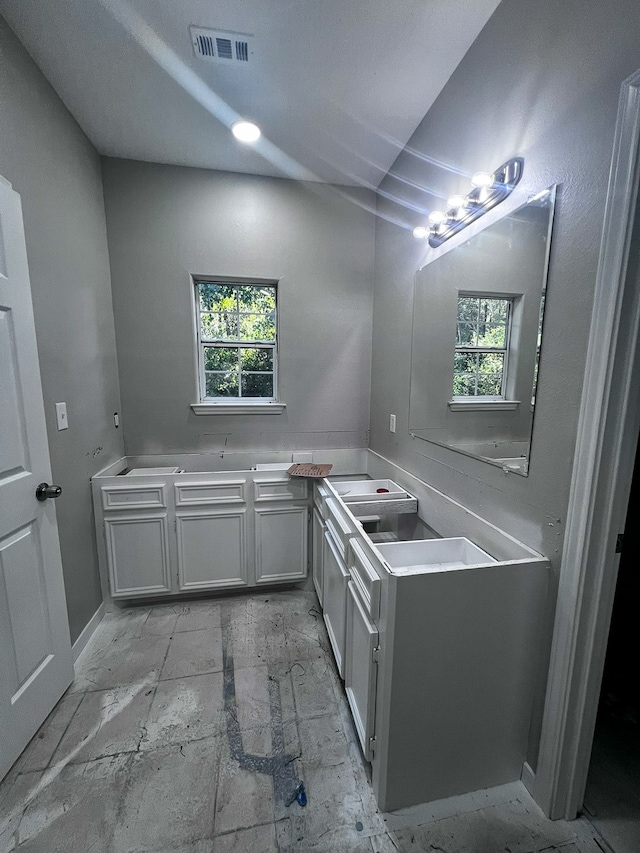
[345, 582, 378, 761]
[322, 529, 349, 678]
[0, 177, 73, 780]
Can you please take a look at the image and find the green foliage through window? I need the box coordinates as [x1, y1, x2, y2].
[453, 296, 511, 397]
[196, 281, 277, 400]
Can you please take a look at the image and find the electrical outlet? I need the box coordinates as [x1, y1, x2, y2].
[114, 412, 120, 428]
[389, 413, 396, 433]
[55, 402, 68, 431]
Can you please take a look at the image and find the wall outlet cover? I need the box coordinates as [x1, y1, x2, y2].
[389, 414, 397, 433]
[55, 402, 68, 431]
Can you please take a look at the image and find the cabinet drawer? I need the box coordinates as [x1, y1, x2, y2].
[101, 484, 166, 511]
[313, 481, 329, 514]
[254, 477, 308, 503]
[324, 497, 357, 561]
[348, 538, 382, 621]
[174, 480, 246, 506]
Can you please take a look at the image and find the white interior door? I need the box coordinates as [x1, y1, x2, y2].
[0, 177, 73, 780]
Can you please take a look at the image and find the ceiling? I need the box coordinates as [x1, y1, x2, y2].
[0, 0, 501, 187]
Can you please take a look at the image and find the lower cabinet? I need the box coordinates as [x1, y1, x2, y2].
[322, 528, 350, 677]
[95, 472, 309, 599]
[344, 581, 379, 761]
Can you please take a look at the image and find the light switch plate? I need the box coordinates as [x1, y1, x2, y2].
[55, 402, 68, 431]
[389, 414, 396, 433]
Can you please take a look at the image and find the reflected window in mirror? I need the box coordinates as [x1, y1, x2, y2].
[408, 185, 557, 476]
[453, 295, 512, 398]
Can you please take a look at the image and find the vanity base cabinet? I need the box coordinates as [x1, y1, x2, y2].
[374, 561, 549, 811]
[93, 471, 308, 601]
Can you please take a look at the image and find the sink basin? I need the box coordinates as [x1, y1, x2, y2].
[333, 479, 410, 502]
[376, 537, 496, 574]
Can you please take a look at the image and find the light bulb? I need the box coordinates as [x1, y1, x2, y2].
[428, 210, 445, 225]
[471, 171, 494, 188]
[231, 120, 261, 143]
[412, 226, 429, 239]
[447, 195, 465, 209]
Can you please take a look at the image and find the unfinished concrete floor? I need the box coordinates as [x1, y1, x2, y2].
[0, 589, 615, 852]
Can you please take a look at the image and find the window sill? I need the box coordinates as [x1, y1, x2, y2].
[191, 402, 286, 416]
[448, 399, 520, 412]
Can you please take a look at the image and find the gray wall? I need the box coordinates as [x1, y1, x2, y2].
[0, 17, 123, 643]
[371, 0, 640, 769]
[102, 159, 375, 456]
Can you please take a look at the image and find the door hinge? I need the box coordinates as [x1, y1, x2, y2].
[368, 735, 377, 755]
[616, 533, 624, 554]
[372, 645, 381, 663]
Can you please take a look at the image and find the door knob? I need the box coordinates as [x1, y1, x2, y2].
[36, 483, 62, 501]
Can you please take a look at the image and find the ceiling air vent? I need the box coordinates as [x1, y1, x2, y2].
[190, 26, 253, 65]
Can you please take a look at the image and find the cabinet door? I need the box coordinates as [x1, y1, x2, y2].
[312, 507, 325, 605]
[322, 530, 349, 678]
[345, 581, 378, 761]
[176, 509, 248, 591]
[255, 504, 308, 584]
[104, 513, 172, 597]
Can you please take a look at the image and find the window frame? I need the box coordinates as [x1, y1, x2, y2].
[191, 276, 285, 415]
[451, 293, 516, 406]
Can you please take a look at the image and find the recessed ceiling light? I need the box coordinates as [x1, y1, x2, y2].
[231, 120, 261, 143]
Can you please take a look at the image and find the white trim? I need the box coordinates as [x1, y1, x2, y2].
[521, 760, 536, 796]
[448, 400, 520, 411]
[72, 603, 105, 663]
[191, 402, 286, 415]
[533, 68, 640, 820]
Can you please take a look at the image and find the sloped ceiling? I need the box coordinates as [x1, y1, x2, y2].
[0, 0, 501, 186]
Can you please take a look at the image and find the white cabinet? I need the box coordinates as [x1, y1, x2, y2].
[105, 512, 172, 597]
[322, 528, 350, 677]
[176, 510, 248, 591]
[255, 504, 308, 584]
[345, 581, 379, 761]
[312, 506, 325, 604]
[93, 470, 308, 600]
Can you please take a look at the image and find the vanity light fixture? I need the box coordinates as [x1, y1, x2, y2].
[470, 171, 494, 188]
[412, 157, 524, 248]
[231, 119, 261, 143]
[447, 194, 466, 211]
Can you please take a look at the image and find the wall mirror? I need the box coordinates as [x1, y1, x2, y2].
[409, 186, 556, 476]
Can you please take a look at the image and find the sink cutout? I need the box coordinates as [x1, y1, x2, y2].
[376, 537, 496, 574]
[333, 479, 409, 502]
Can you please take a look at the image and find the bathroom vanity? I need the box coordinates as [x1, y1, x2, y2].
[91, 453, 549, 811]
[91, 461, 309, 598]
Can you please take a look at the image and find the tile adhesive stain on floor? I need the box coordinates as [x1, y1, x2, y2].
[0, 589, 618, 852]
[219, 606, 303, 809]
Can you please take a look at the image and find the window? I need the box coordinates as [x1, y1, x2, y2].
[195, 279, 277, 402]
[453, 295, 512, 398]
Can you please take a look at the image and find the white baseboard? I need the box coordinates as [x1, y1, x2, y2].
[383, 781, 527, 829]
[72, 602, 105, 663]
[521, 760, 536, 795]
